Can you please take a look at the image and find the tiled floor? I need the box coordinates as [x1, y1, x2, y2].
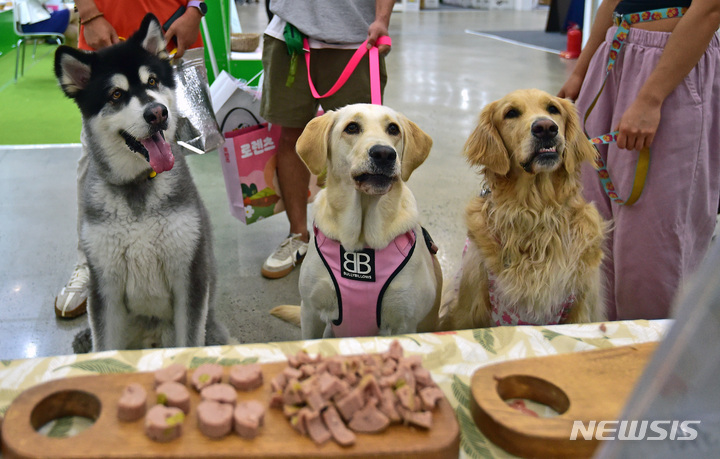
[0, 4, 575, 360]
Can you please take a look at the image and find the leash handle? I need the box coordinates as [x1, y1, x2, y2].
[583, 7, 686, 206]
[589, 131, 650, 206]
[304, 36, 392, 105]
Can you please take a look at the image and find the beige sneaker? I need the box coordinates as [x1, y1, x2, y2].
[55, 264, 89, 318]
[261, 234, 308, 279]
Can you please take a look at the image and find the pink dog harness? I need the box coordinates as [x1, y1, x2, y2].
[314, 225, 416, 337]
[488, 272, 575, 326]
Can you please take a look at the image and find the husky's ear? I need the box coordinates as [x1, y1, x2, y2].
[296, 112, 336, 176]
[137, 14, 167, 57]
[54, 46, 93, 98]
[399, 113, 433, 182]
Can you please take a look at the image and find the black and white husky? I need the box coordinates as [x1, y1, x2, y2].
[55, 14, 228, 351]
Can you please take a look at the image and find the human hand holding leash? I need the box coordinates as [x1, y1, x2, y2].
[367, 20, 391, 55]
[164, 7, 201, 59]
[82, 15, 119, 49]
[615, 97, 661, 151]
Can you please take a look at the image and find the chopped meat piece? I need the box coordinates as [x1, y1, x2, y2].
[335, 387, 365, 422]
[300, 364, 316, 378]
[287, 353, 300, 369]
[386, 340, 404, 361]
[395, 384, 417, 411]
[326, 357, 345, 377]
[117, 383, 147, 422]
[270, 372, 287, 393]
[229, 363, 264, 391]
[401, 355, 423, 369]
[283, 404, 301, 418]
[156, 381, 191, 414]
[378, 387, 401, 423]
[419, 386, 445, 410]
[144, 405, 184, 442]
[304, 409, 332, 445]
[348, 398, 390, 434]
[191, 363, 223, 392]
[269, 392, 284, 409]
[197, 400, 234, 439]
[233, 400, 266, 439]
[154, 363, 187, 388]
[381, 359, 397, 376]
[282, 366, 303, 381]
[304, 387, 328, 412]
[398, 406, 433, 429]
[317, 372, 343, 400]
[282, 379, 304, 405]
[323, 405, 356, 447]
[201, 383, 237, 406]
[358, 375, 383, 402]
[344, 370, 359, 386]
[296, 350, 320, 366]
[414, 367, 434, 388]
[332, 379, 351, 403]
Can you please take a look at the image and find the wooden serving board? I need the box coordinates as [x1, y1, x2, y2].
[2, 362, 459, 459]
[470, 342, 658, 459]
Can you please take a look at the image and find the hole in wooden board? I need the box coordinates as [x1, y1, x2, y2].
[31, 390, 101, 437]
[496, 375, 569, 418]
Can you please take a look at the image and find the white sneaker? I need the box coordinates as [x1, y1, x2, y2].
[261, 233, 309, 279]
[55, 264, 89, 318]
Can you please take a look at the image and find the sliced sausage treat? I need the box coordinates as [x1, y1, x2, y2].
[117, 383, 147, 422]
[229, 363, 264, 391]
[156, 381, 191, 414]
[144, 405, 185, 442]
[153, 363, 187, 388]
[197, 400, 234, 439]
[192, 363, 223, 391]
[200, 383, 237, 406]
[233, 400, 266, 439]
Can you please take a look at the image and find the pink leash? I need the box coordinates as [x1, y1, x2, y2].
[303, 36, 392, 105]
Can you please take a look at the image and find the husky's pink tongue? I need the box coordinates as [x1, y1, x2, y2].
[141, 132, 174, 173]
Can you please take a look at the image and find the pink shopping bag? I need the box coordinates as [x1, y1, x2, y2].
[218, 109, 321, 224]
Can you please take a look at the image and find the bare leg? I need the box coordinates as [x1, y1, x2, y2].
[276, 126, 310, 242]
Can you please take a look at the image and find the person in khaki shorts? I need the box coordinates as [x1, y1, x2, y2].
[259, 0, 395, 279]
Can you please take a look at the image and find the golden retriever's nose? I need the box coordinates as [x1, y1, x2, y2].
[531, 119, 558, 140]
[369, 145, 397, 167]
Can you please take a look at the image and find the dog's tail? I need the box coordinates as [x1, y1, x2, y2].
[269, 305, 301, 327]
[72, 328, 92, 354]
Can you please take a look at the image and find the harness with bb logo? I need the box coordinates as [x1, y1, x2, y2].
[314, 225, 416, 337]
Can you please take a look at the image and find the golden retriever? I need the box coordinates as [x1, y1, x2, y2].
[438, 89, 606, 329]
[271, 104, 442, 338]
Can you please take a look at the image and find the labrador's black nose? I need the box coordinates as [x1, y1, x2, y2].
[369, 145, 397, 167]
[531, 119, 558, 140]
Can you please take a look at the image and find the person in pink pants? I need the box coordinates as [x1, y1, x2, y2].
[558, 0, 720, 320]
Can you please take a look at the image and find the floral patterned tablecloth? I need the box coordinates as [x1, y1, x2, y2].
[0, 320, 671, 458]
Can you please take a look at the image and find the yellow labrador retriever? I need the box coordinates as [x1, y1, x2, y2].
[271, 104, 441, 338]
[439, 89, 607, 330]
